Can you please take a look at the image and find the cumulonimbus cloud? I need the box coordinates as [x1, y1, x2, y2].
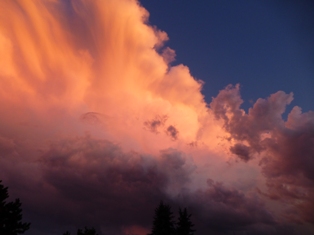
[0, 0, 313, 234]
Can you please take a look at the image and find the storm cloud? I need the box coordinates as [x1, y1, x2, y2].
[0, 0, 313, 235]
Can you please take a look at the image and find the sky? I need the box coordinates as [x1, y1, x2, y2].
[141, 0, 314, 113]
[0, 0, 313, 235]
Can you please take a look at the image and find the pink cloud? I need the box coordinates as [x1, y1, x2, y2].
[0, 0, 313, 234]
[210, 85, 314, 224]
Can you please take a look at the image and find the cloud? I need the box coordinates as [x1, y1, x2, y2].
[0, 0, 313, 234]
[166, 125, 179, 141]
[211, 85, 314, 224]
[2, 135, 278, 235]
[161, 47, 176, 64]
[186, 179, 276, 234]
[0, 136, 16, 156]
[229, 143, 252, 162]
[40, 136, 169, 230]
[144, 115, 168, 133]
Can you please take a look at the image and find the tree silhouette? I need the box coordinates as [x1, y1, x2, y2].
[148, 201, 175, 235]
[176, 208, 195, 235]
[77, 227, 98, 235]
[63, 227, 98, 235]
[0, 180, 30, 235]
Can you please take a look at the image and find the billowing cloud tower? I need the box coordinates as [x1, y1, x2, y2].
[0, 0, 313, 234]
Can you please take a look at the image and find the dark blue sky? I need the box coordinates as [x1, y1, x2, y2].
[140, 0, 314, 113]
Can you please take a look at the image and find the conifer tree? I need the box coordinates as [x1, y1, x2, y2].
[63, 227, 98, 235]
[0, 180, 30, 235]
[77, 227, 98, 235]
[148, 201, 175, 235]
[176, 208, 195, 235]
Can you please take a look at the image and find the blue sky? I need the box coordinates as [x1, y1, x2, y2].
[140, 0, 314, 113]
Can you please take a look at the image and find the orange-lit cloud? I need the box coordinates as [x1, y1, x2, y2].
[0, 0, 227, 155]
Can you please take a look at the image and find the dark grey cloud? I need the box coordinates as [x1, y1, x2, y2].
[144, 115, 168, 133]
[185, 179, 275, 234]
[144, 116, 179, 141]
[229, 143, 252, 162]
[166, 125, 179, 140]
[0, 134, 284, 235]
